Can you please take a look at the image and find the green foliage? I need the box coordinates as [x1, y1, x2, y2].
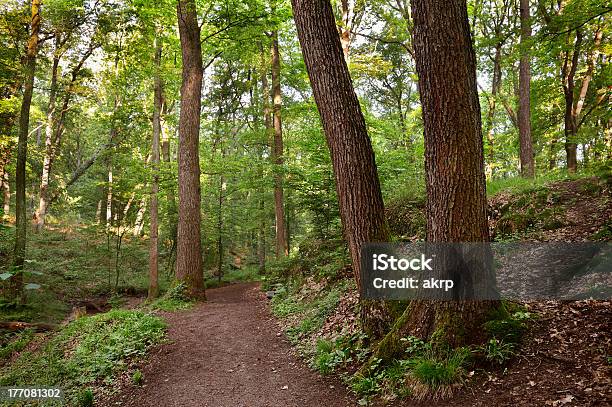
[205, 266, 261, 289]
[132, 369, 144, 385]
[478, 338, 515, 365]
[0, 329, 34, 360]
[0, 310, 166, 403]
[76, 388, 94, 407]
[148, 281, 193, 311]
[408, 348, 469, 389]
[312, 332, 370, 375]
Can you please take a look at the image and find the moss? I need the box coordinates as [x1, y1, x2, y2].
[483, 316, 526, 344]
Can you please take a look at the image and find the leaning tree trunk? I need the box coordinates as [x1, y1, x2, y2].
[12, 0, 41, 300]
[148, 37, 162, 300]
[292, 0, 397, 339]
[176, 0, 204, 297]
[365, 0, 498, 365]
[518, 0, 535, 178]
[271, 31, 288, 258]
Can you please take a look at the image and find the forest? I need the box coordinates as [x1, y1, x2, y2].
[0, 0, 610, 405]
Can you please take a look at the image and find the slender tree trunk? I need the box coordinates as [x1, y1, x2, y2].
[292, 0, 395, 338]
[160, 102, 178, 254]
[148, 38, 162, 300]
[562, 31, 582, 173]
[133, 197, 147, 236]
[258, 198, 266, 273]
[217, 173, 224, 283]
[339, 0, 353, 61]
[106, 162, 113, 229]
[0, 150, 10, 218]
[518, 0, 535, 177]
[36, 39, 60, 232]
[271, 31, 288, 258]
[36, 44, 95, 231]
[12, 0, 41, 299]
[176, 0, 204, 297]
[484, 44, 502, 179]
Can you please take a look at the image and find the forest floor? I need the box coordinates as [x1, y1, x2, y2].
[100, 282, 357, 407]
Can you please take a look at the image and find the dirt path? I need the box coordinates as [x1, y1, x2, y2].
[104, 283, 356, 407]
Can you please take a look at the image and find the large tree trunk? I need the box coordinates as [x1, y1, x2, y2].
[518, 0, 535, 178]
[411, 0, 494, 340]
[292, 0, 396, 338]
[148, 38, 162, 300]
[12, 0, 41, 299]
[367, 0, 497, 364]
[176, 0, 204, 297]
[271, 31, 288, 258]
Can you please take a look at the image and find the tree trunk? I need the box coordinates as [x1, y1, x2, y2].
[292, 0, 396, 338]
[271, 31, 288, 258]
[562, 30, 582, 173]
[36, 38, 60, 232]
[12, 0, 41, 299]
[366, 0, 497, 365]
[2, 170, 9, 219]
[148, 38, 162, 300]
[518, 0, 535, 178]
[176, 0, 204, 297]
[36, 43, 95, 231]
[484, 44, 502, 179]
[258, 198, 266, 273]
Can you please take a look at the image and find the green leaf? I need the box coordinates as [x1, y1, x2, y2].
[24, 283, 41, 290]
[0, 272, 12, 280]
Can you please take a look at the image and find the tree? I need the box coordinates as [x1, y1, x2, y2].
[292, 0, 396, 338]
[518, 0, 534, 177]
[271, 30, 288, 258]
[148, 36, 162, 300]
[12, 0, 42, 299]
[36, 41, 97, 231]
[366, 0, 498, 364]
[176, 0, 204, 296]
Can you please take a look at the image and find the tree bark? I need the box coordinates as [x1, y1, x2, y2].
[176, 0, 204, 297]
[12, 0, 41, 299]
[148, 37, 162, 300]
[518, 0, 535, 178]
[365, 1, 497, 365]
[292, 0, 395, 338]
[271, 31, 288, 258]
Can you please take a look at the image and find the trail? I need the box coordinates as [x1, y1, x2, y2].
[104, 283, 355, 407]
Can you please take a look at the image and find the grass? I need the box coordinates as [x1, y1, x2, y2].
[147, 281, 194, 311]
[204, 265, 261, 289]
[486, 169, 594, 197]
[0, 309, 166, 406]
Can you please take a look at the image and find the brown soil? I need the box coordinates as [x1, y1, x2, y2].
[101, 283, 356, 407]
[407, 300, 612, 407]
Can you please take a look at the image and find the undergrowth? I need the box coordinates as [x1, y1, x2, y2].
[0, 309, 166, 406]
